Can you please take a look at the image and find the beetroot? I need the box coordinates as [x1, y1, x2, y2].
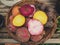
[31, 31, 45, 42]
[25, 18, 31, 27]
[19, 4, 34, 16]
[8, 24, 16, 32]
[16, 27, 30, 42]
[12, 6, 20, 16]
[28, 19, 44, 35]
[31, 34, 43, 42]
[9, 15, 14, 24]
[29, 5, 36, 17]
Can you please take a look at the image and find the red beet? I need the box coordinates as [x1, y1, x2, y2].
[25, 18, 31, 27]
[12, 6, 20, 16]
[9, 15, 15, 25]
[8, 24, 16, 32]
[29, 5, 36, 17]
[9, 15, 13, 22]
[31, 34, 43, 42]
[31, 30, 45, 42]
[19, 4, 34, 16]
[16, 27, 30, 42]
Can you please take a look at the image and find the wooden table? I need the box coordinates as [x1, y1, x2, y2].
[0, 0, 60, 45]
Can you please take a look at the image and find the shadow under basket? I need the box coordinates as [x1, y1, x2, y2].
[7, 0, 57, 44]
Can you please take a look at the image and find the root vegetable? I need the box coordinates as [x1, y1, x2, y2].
[28, 19, 43, 35]
[16, 27, 30, 42]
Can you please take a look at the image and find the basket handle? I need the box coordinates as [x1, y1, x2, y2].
[22, 0, 36, 2]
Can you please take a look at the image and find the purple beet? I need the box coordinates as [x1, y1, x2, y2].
[19, 4, 34, 16]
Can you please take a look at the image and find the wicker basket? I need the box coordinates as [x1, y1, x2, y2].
[7, 0, 57, 44]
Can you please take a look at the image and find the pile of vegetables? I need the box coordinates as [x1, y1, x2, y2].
[8, 1, 54, 43]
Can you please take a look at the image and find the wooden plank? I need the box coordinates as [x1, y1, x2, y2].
[57, 31, 60, 33]
[51, 33, 60, 38]
[0, 33, 12, 38]
[0, 13, 8, 16]
[0, 5, 6, 8]
[5, 43, 21, 45]
[0, 39, 60, 44]
[0, 8, 9, 13]
[0, 39, 19, 43]
[38, 0, 49, 3]
[0, 28, 8, 32]
[45, 39, 60, 43]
